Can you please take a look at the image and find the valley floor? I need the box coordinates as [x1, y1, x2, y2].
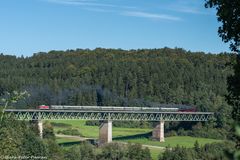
[50, 120, 222, 160]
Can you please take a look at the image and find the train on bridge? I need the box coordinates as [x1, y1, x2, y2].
[38, 105, 196, 112]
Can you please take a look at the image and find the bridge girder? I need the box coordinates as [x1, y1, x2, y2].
[5, 109, 213, 121]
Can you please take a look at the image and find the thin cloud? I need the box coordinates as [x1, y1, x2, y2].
[84, 7, 115, 13]
[45, 0, 117, 7]
[170, 7, 210, 15]
[43, 0, 182, 21]
[163, 0, 213, 15]
[122, 11, 182, 21]
[45, 0, 135, 9]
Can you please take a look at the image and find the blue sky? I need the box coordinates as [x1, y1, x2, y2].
[0, 0, 230, 56]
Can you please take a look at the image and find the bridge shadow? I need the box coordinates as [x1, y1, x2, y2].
[58, 139, 97, 147]
[58, 132, 153, 147]
[113, 132, 152, 141]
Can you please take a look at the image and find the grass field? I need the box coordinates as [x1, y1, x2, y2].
[56, 137, 80, 143]
[50, 120, 222, 160]
[49, 120, 151, 138]
[117, 136, 222, 148]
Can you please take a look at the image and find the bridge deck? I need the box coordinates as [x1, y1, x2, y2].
[5, 109, 213, 121]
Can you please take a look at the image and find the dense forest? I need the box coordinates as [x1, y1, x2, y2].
[0, 48, 234, 107]
[0, 47, 235, 138]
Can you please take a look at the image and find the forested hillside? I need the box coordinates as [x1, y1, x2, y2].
[0, 48, 234, 109]
[0, 47, 235, 138]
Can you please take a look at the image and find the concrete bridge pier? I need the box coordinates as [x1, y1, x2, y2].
[30, 120, 43, 138]
[152, 121, 164, 142]
[99, 120, 112, 145]
[37, 120, 43, 139]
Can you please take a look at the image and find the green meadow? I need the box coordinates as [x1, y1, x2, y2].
[50, 120, 222, 160]
[50, 120, 151, 138]
[117, 136, 222, 148]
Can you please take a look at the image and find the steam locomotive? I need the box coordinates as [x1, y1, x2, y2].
[38, 105, 196, 112]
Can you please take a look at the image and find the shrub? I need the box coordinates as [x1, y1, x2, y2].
[85, 120, 100, 126]
[165, 130, 177, 137]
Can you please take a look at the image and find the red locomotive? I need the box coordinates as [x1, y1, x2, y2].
[38, 105, 50, 109]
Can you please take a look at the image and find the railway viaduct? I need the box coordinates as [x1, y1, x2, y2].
[5, 107, 213, 145]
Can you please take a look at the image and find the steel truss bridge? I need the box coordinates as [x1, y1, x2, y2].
[5, 109, 213, 121]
